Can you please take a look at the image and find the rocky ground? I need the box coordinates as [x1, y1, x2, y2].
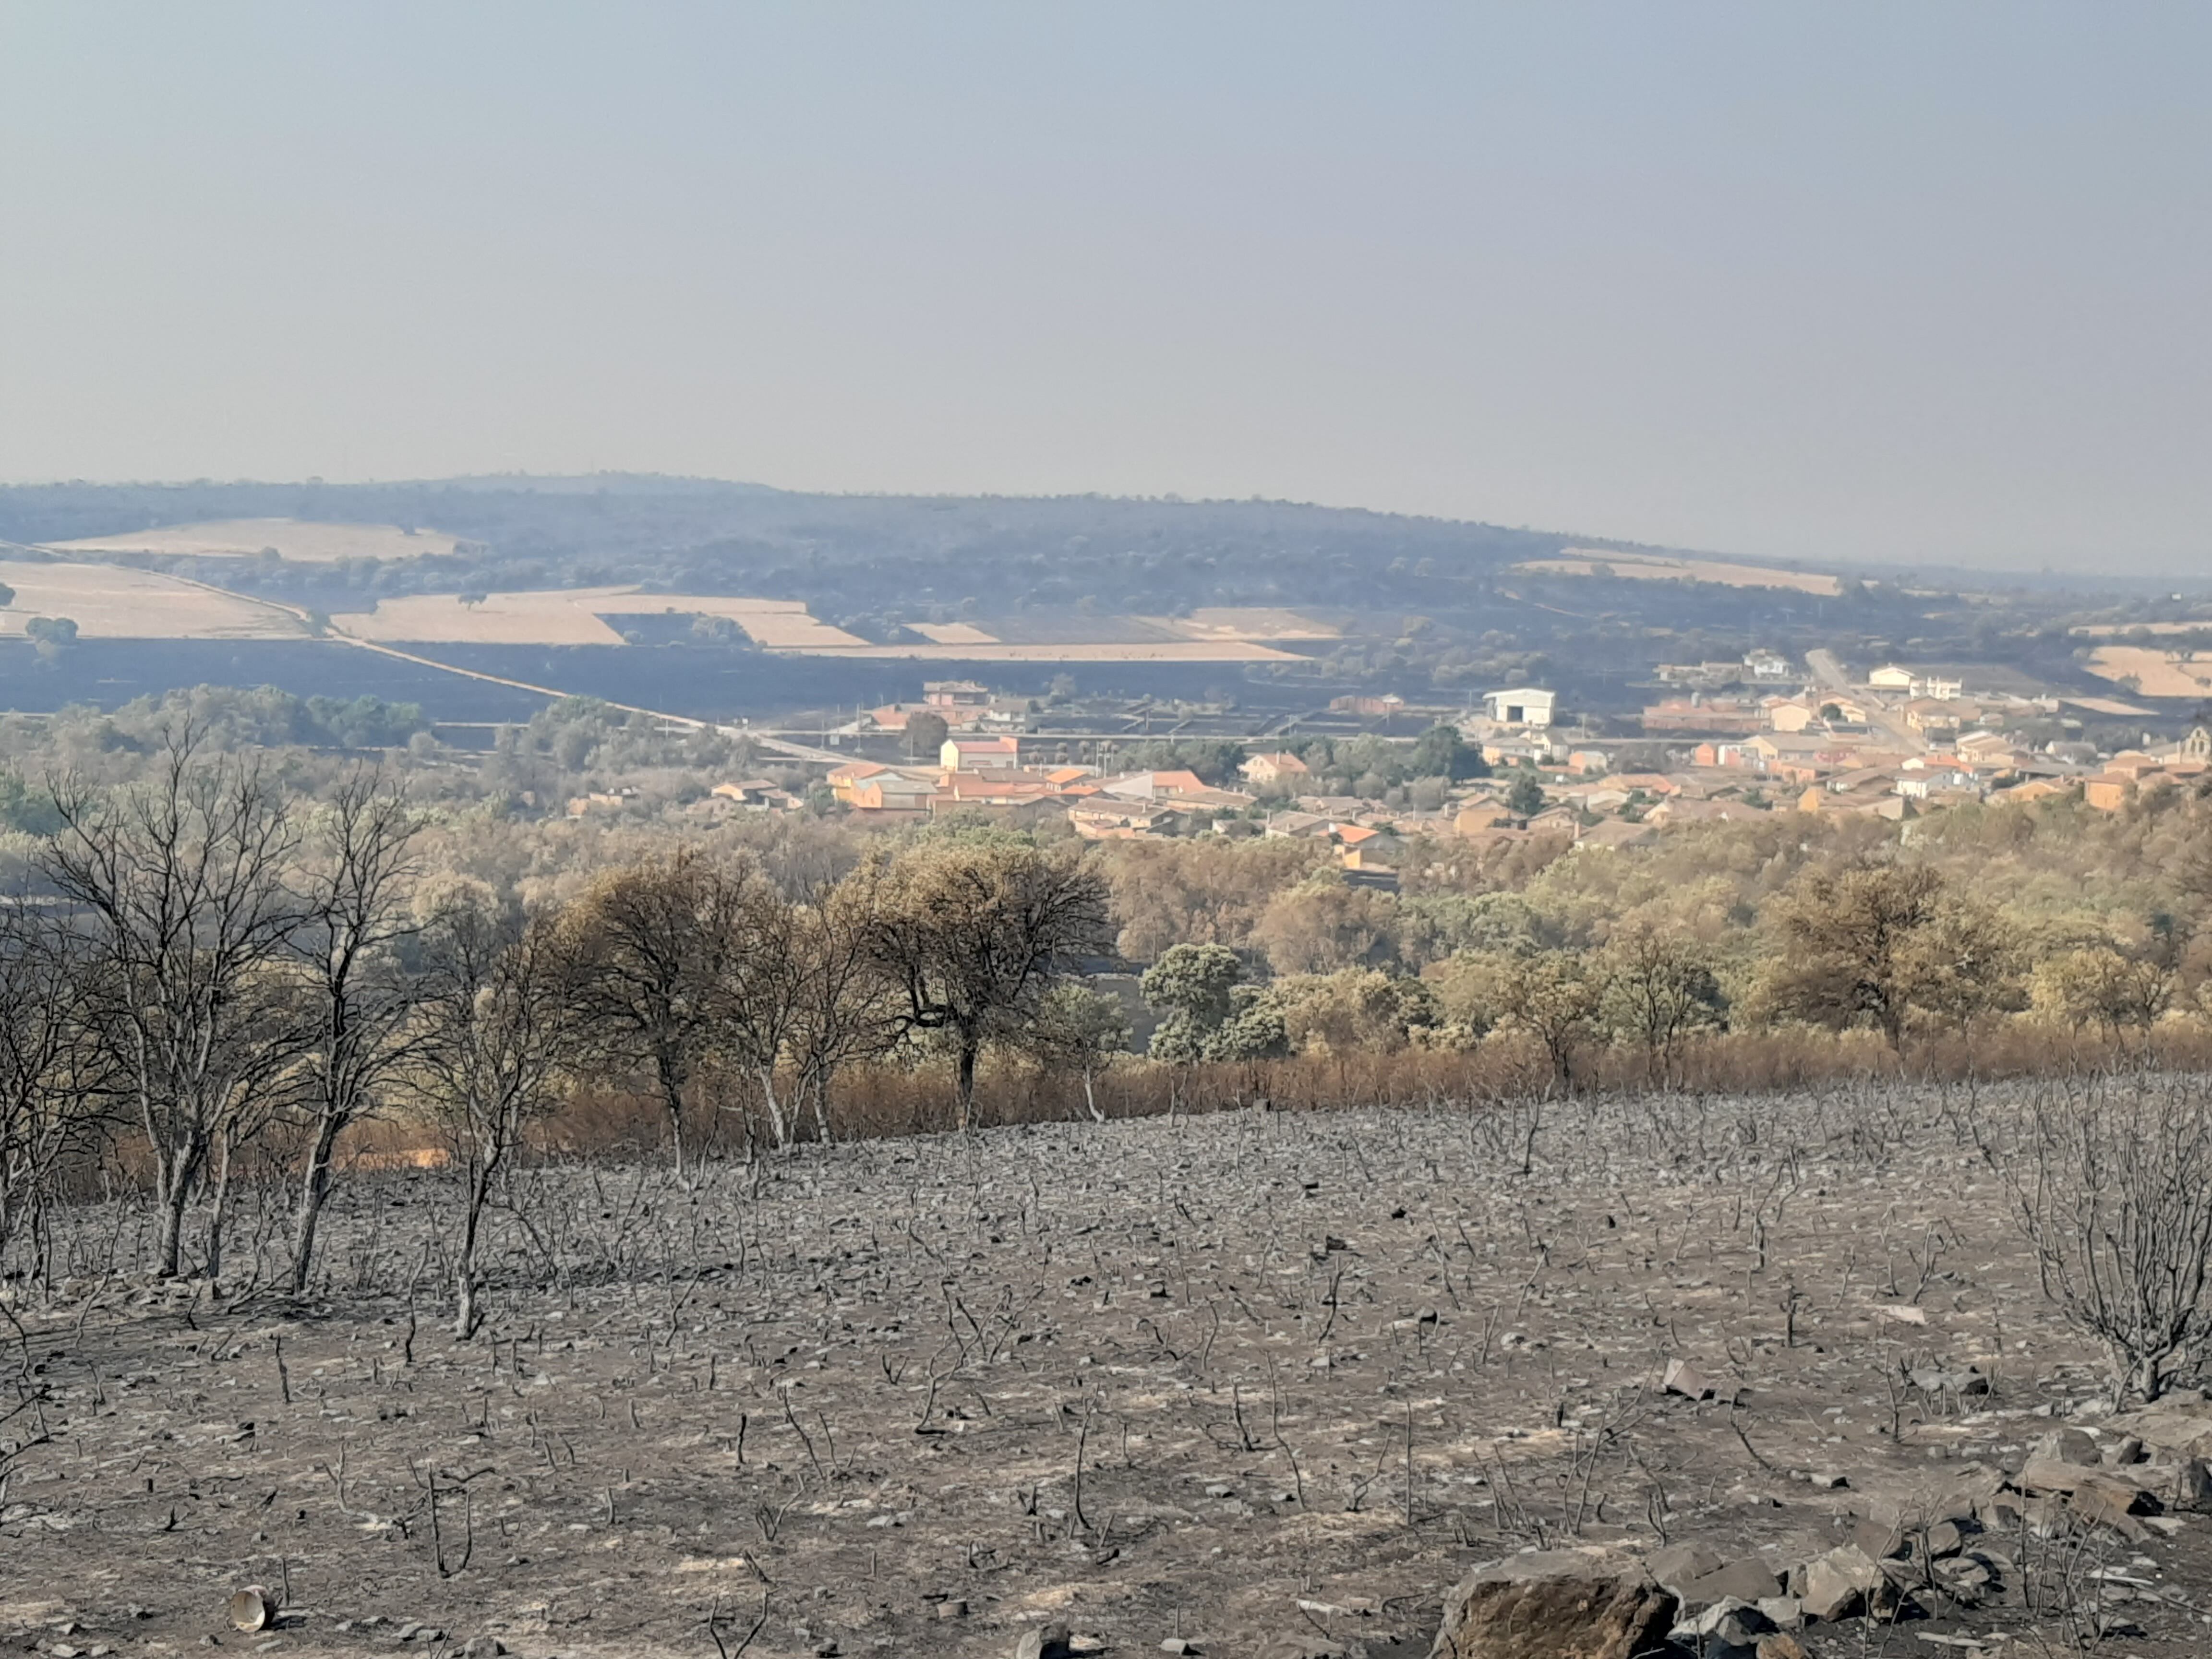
[4, 1082, 2212, 1658]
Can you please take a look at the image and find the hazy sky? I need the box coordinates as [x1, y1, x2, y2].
[3, 4, 2208, 574]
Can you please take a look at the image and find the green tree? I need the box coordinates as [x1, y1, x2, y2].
[1409, 724, 1488, 781]
[1599, 924, 1727, 1085]
[1492, 950, 1605, 1088]
[906, 709, 950, 760]
[2030, 942, 2173, 1046]
[1759, 860, 2015, 1050]
[1021, 981, 1131, 1120]
[1142, 942, 1246, 1062]
[1270, 968, 1440, 1055]
[1505, 773, 1547, 817]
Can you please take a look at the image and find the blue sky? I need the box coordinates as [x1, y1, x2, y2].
[2, 3, 2207, 573]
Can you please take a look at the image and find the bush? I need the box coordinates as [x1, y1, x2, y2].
[2008, 1076, 2212, 1404]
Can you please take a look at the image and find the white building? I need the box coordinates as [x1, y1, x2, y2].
[1482, 687, 1556, 728]
[1868, 664, 1962, 701]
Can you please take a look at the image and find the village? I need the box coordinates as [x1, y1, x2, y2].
[642, 656, 2212, 883]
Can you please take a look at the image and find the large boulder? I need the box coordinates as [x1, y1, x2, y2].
[1430, 1551, 1677, 1659]
[1796, 1544, 1887, 1623]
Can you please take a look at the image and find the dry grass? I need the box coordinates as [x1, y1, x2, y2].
[2070, 621, 2212, 637]
[908, 622, 1001, 644]
[714, 611, 868, 649]
[332, 588, 635, 645]
[2084, 645, 2212, 699]
[38, 517, 465, 562]
[0, 559, 305, 639]
[481, 1020, 2212, 1154]
[1171, 607, 1341, 641]
[1518, 549, 1843, 597]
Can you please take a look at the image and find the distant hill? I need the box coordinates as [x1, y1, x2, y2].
[0, 480, 1591, 623]
[417, 472, 784, 497]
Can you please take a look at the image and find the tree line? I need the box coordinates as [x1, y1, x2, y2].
[6, 728, 2212, 1327]
[0, 731, 1111, 1330]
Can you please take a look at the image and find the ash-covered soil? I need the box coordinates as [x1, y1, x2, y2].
[5, 1084, 2211, 1658]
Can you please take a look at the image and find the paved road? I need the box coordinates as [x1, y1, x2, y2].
[161, 571, 857, 764]
[1804, 648, 1923, 754]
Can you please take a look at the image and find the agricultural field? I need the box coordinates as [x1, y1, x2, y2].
[2084, 646, 2212, 700]
[37, 519, 468, 563]
[809, 639, 1301, 663]
[1174, 609, 1342, 642]
[6, 1082, 2211, 1658]
[1516, 550, 1845, 597]
[330, 593, 1301, 661]
[0, 559, 306, 639]
[329, 591, 868, 650]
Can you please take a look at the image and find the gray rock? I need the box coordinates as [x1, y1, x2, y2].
[1685, 1596, 1773, 1647]
[1849, 1515, 1905, 1559]
[1644, 1541, 1726, 1596]
[1754, 1596, 1802, 1630]
[1015, 1622, 1072, 1659]
[2101, 1434, 2144, 1466]
[1663, 1358, 1716, 1400]
[1798, 1544, 1883, 1623]
[1431, 1551, 1676, 1659]
[2162, 1457, 2212, 1511]
[2029, 1426, 2101, 1466]
[1921, 1519, 1966, 1558]
[1678, 1560, 1783, 1611]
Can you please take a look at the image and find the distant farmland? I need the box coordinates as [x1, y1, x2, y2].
[38, 517, 467, 562]
[2085, 644, 2212, 698]
[334, 589, 866, 649]
[0, 559, 305, 638]
[330, 592, 1314, 660]
[1516, 548, 1844, 596]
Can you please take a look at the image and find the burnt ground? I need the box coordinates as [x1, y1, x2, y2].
[5, 1082, 2212, 1658]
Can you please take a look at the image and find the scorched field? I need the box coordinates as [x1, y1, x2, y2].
[5, 1082, 2212, 1658]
